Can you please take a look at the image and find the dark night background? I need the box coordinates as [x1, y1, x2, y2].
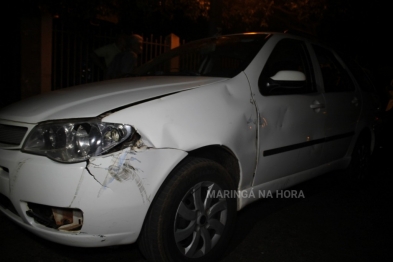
[2, 0, 393, 107]
[1, 0, 393, 261]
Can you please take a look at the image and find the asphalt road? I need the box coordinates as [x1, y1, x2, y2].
[1, 121, 392, 262]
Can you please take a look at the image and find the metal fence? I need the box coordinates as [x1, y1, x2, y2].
[51, 19, 179, 90]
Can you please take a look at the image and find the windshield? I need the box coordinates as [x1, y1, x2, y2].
[132, 34, 268, 78]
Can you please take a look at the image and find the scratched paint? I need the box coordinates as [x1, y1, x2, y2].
[102, 149, 149, 202]
[87, 146, 150, 202]
[69, 171, 85, 207]
[9, 158, 29, 195]
[102, 72, 258, 190]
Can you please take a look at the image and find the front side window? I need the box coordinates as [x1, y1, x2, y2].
[259, 39, 314, 96]
[133, 34, 268, 78]
[312, 45, 355, 93]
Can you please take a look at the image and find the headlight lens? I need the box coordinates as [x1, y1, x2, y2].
[22, 119, 133, 163]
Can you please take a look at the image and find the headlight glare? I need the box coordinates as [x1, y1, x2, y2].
[75, 125, 90, 156]
[22, 120, 133, 163]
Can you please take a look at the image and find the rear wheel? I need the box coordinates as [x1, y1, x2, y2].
[138, 157, 237, 262]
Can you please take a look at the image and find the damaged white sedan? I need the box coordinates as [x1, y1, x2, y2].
[0, 32, 378, 261]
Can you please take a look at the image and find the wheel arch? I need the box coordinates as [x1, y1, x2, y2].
[138, 144, 241, 229]
[145, 144, 241, 210]
[187, 145, 241, 187]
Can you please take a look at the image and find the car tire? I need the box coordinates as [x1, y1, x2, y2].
[347, 134, 371, 183]
[138, 157, 237, 262]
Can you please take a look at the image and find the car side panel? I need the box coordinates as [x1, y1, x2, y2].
[309, 45, 363, 163]
[103, 73, 258, 190]
[243, 35, 327, 185]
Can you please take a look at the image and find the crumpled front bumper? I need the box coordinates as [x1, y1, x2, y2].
[0, 146, 187, 247]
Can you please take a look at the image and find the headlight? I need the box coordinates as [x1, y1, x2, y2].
[22, 119, 133, 163]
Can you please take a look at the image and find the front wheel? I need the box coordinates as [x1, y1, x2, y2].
[138, 157, 237, 262]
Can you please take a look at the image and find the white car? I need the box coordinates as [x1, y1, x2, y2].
[0, 32, 379, 261]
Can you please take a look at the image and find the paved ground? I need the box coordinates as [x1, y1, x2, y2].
[1, 120, 392, 262]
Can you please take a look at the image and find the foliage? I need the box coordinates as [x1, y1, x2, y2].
[35, 0, 388, 39]
[36, 0, 329, 32]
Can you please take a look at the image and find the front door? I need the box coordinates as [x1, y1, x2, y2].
[245, 37, 327, 186]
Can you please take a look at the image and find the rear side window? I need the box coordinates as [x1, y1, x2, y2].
[259, 39, 315, 96]
[312, 45, 355, 93]
[338, 55, 376, 93]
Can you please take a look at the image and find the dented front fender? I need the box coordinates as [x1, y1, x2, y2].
[102, 73, 258, 190]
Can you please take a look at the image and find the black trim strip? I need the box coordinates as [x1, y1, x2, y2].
[263, 132, 354, 157]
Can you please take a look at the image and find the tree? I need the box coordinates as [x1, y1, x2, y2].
[35, 0, 328, 36]
[152, 0, 329, 35]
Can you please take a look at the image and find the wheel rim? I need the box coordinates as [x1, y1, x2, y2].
[174, 181, 228, 258]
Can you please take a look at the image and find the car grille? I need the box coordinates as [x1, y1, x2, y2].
[0, 124, 28, 145]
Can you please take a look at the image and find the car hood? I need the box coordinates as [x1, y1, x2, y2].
[0, 76, 226, 124]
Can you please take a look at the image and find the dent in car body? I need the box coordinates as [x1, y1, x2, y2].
[242, 35, 329, 187]
[0, 147, 187, 246]
[72, 147, 187, 238]
[88, 148, 149, 202]
[103, 72, 259, 190]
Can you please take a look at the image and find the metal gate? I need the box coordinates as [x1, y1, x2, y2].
[51, 19, 178, 90]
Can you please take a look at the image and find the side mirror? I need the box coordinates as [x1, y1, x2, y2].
[271, 70, 305, 81]
[260, 70, 307, 95]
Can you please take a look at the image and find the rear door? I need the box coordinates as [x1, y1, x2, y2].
[310, 45, 362, 163]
